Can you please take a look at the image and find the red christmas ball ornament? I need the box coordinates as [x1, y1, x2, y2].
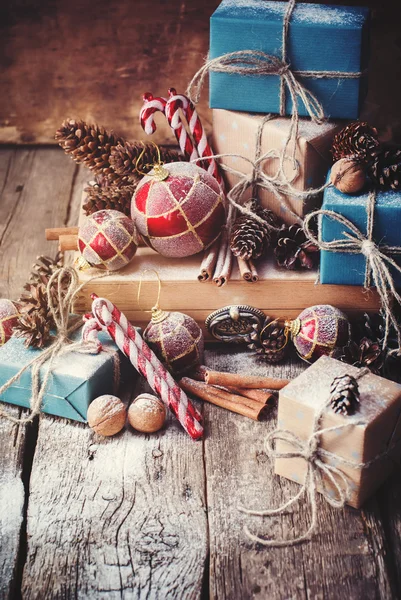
[0, 299, 19, 346]
[131, 162, 225, 258]
[286, 304, 351, 363]
[77, 210, 137, 271]
[144, 306, 204, 376]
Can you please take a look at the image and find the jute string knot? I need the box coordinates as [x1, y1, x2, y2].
[304, 189, 401, 350]
[0, 266, 110, 425]
[238, 369, 374, 548]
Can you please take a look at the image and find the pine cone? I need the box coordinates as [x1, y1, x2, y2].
[341, 338, 385, 375]
[245, 317, 288, 363]
[274, 224, 319, 270]
[230, 202, 279, 261]
[14, 254, 69, 348]
[83, 182, 135, 217]
[332, 122, 380, 163]
[110, 141, 185, 180]
[329, 374, 360, 416]
[367, 146, 401, 190]
[55, 119, 129, 187]
[15, 310, 52, 349]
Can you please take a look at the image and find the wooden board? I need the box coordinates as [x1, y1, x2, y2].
[21, 382, 208, 599]
[0, 1, 401, 146]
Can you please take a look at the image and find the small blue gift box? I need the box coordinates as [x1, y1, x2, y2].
[0, 330, 122, 422]
[320, 178, 401, 287]
[209, 0, 370, 119]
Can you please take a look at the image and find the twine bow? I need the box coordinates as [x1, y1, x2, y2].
[187, 0, 364, 186]
[239, 372, 371, 548]
[304, 190, 401, 350]
[0, 267, 105, 425]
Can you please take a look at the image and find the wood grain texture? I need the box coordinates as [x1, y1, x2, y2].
[203, 346, 398, 600]
[0, 147, 81, 599]
[0, 1, 400, 145]
[21, 382, 208, 600]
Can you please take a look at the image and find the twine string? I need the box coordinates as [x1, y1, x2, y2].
[237, 369, 393, 547]
[303, 190, 401, 350]
[0, 267, 114, 425]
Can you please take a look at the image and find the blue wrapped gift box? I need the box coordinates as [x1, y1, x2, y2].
[320, 178, 401, 287]
[0, 330, 122, 422]
[209, 0, 370, 119]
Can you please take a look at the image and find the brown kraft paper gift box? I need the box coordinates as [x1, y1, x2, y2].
[275, 356, 401, 508]
[212, 109, 342, 225]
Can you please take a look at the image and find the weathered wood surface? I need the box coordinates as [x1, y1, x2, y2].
[1, 146, 401, 599]
[21, 382, 208, 599]
[1, 0, 401, 145]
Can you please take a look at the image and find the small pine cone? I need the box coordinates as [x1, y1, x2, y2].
[329, 374, 360, 416]
[341, 338, 385, 375]
[275, 224, 319, 270]
[83, 182, 135, 217]
[230, 201, 279, 261]
[55, 119, 129, 187]
[14, 310, 52, 349]
[110, 141, 185, 179]
[332, 122, 380, 163]
[367, 147, 401, 190]
[245, 317, 288, 363]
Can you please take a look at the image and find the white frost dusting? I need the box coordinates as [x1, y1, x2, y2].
[215, 0, 367, 27]
[0, 470, 24, 536]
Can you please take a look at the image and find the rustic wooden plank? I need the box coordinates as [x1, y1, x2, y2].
[0, 408, 28, 600]
[0, 147, 81, 598]
[0, 0, 219, 145]
[0, 149, 31, 600]
[203, 346, 398, 600]
[21, 381, 208, 599]
[0, 148, 77, 297]
[0, 1, 400, 146]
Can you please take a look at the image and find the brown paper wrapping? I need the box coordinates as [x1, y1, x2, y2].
[212, 109, 342, 225]
[276, 356, 401, 508]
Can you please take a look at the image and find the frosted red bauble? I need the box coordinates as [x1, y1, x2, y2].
[144, 309, 204, 375]
[0, 299, 19, 346]
[131, 162, 225, 258]
[78, 210, 137, 271]
[290, 304, 351, 363]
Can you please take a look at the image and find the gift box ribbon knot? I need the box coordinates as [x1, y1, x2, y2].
[0, 267, 116, 425]
[304, 189, 401, 351]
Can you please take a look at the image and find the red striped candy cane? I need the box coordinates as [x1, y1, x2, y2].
[164, 88, 199, 163]
[166, 88, 224, 188]
[90, 295, 204, 440]
[139, 92, 167, 135]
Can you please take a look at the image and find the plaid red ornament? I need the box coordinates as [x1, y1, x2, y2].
[289, 305, 351, 363]
[78, 210, 137, 271]
[132, 162, 225, 258]
[0, 299, 19, 346]
[144, 309, 204, 375]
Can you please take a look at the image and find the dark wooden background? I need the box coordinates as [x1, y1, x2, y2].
[0, 0, 401, 146]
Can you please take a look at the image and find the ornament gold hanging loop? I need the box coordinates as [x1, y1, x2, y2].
[259, 317, 291, 355]
[135, 141, 169, 181]
[137, 269, 168, 324]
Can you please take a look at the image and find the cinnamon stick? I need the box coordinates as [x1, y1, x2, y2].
[204, 369, 290, 390]
[58, 234, 78, 251]
[226, 387, 275, 405]
[198, 238, 220, 282]
[180, 378, 267, 420]
[248, 259, 259, 283]
[237, 257, 252, 281]
[45, 226, 79, 240]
